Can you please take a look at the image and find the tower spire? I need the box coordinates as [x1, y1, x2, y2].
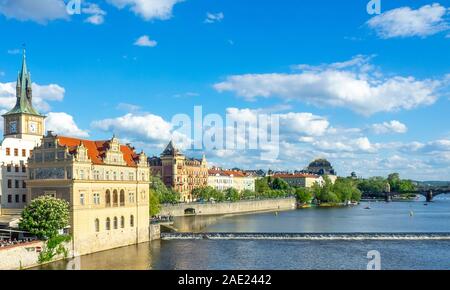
[3, 49, 41, 117]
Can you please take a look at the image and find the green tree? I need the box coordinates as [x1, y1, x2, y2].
[270, 178, 290, 190]
[150, 177, 180, 204]
[225, 188, 240, 202]
[357, 177, 387, 195]
[19, 196, 69, 239]
[334, 178, 355, 202]
[398, 179, 416, 193]
[255, 178, 271, 195]
[312, 177, 340, 204]
[295, 188, 313, 204]
[388, 173, 401, 192]
[149, 189, 161, 217]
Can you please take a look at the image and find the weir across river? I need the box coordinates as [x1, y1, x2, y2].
[161, 232, 450, 241]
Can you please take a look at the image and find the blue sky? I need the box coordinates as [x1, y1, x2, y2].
[0, 0, 449, 180]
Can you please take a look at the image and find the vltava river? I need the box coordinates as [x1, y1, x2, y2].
[37, 195, 450, 270]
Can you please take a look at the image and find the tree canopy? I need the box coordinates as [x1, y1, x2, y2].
[19, 196, 70, 239]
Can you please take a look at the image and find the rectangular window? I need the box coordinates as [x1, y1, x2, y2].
[14, 148, 18, 156]
[7, 165, 11, 172]
[15, 194, 19, 203]
[80, 193, 85, 205]
[22, 166, 26, 173]
[15, 166, 19, 173]
[6, 148, 10, 156]
[22, 194, 26, 203]
[8, 195, 12, 203]
[22, 180, 26, 188]
[15, 180, 19, 188]
[7, 179, 12, 188]
[22, 149, 26, 157]
[93, 193, 100, 205]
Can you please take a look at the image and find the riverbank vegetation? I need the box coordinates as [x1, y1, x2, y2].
[356, 173, 416, 198]
[149, 175, 364, 214]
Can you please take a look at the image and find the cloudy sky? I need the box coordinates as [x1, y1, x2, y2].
[0, 0, 449, 180]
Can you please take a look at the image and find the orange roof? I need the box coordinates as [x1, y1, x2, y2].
[57, 136, 140, 167]
[273, 173, 320, 179]
[209, 169, 248, 178]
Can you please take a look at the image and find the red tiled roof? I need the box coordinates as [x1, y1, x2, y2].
[273, 173, 320, 179]
[209, 169, 248, 178]
[57, 136, 140, 167]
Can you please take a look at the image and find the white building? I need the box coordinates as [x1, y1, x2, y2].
[0, 51, 45, 214]
[208, 169, 256, 192]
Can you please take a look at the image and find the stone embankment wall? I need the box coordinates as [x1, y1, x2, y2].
[0, 241, 72, 270]
[160, 198, 296, 217]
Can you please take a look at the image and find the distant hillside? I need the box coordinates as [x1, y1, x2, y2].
[415, 181, 450, 187]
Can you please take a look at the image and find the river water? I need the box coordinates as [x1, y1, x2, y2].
[37, 195, 450, 270]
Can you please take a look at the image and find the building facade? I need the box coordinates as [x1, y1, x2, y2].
[208, 169, 256, 192]
[0, 51, 45, 214]
[273, 173, 324, 188]
[148, 141, 208, 202]
[26, 133, 150, 256]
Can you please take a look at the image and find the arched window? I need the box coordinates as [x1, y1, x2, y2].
[130, 215, 134, 227]
[113, 217, 118, 229]
[120, 216, 125, 228]
[95, 218, 100, 232]
[105, 190, 111, 207]
[106, 218, 111, 230]
[120, 190, 125, 206]
[113, 190, 118, 207]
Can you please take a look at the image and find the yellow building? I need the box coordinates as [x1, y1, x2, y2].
[148, 141, 208, 202]
[273, 173, 324, 188]
[27, 132, 150, 256]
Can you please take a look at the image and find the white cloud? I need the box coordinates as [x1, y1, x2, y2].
[46, 112, 89, 138]
[0, 81, 65, 112]
[225, 108, 330, 138]
[214, 55, 443, 115]
[134, 35, 158, 47]
[204, 12, 224, 23]
[116, 103, 141, 112]
[312, 137, 377, 153]
[107, 0, 183, 21]
[91, 113, 188, 145]
[0, 0, 68, 23]
[83, 3, 106, 25]
[371, 120, 408, 134]
[367, 3, 450, 38]
[7, 49, 21, 55]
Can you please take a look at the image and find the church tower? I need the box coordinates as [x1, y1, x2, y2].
[2, 49, 45, 142]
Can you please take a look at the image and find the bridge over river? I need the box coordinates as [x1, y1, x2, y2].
[386, 186, 450, 202]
